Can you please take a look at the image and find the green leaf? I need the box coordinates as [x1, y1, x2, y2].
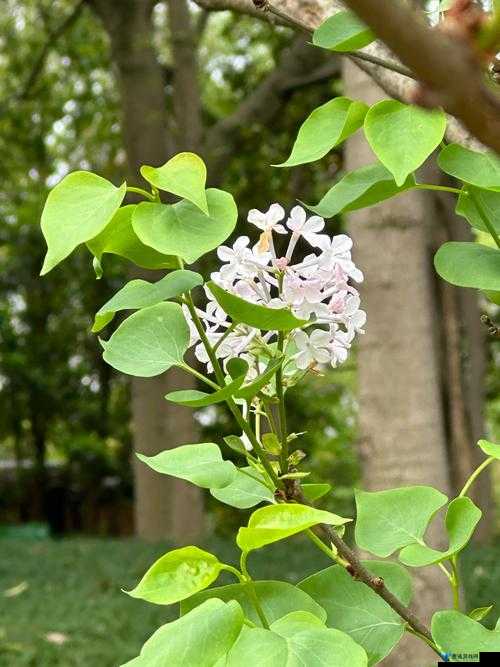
[210, 466, 274, 509]
[438, 143, 500, 191]
[223, 435, 248, 456]
[478, 439, 500, 459]
[102, 302, 190, 377]
[313, 11, 375, 52]
[237, 503, 350, 552]
[235, 357, 284, 400]
[434, 242, 500, 291]
[126, 546, 223, 604]
[302, 483, 332, 502]
[355, 486, 448, 557]
[87, 205, 176, 270]
[208, 281, 306, 331]
[275, 97, 368, 167]
[181, 580, 327, 626]
[122, 599, 244, 667]
[226, 611, 368, 667]
[456, 186, 500, 235]
[432, 610, 500, 655]
[40, 171, 126, 275]
[92, 270, 203, 332]
[364, 101, 446, 186]
[469, 605, 494, 622]
[137, 442, 236, 489]
[140, 152, 208, 214]
[306, 163, 415, 218]
[262, 433, 281, 454]
[132, 189, 237, 264]
[300, 561, 412, 665]
[165, 362, 248, 407]
[399, 497, 482, 567]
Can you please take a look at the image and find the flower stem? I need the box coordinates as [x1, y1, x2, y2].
[276, 331, 289, 474]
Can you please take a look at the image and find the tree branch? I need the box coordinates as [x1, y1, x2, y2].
[18, 0, 86, 101]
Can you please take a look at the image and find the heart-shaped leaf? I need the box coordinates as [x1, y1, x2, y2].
[313, 11, 374, 52]
[181, 580, 327, 625]
[93, 270, 203, 332]
[208, 281, 306, 331]
[478, 439, 500, 459]
[399, 497, 482, 567]
[137, 442, 236, 489]
[126, 546, 223, 604]
[275, 97, 368, 167]
[40, 171, 126, 274]
[132, 188, 237, 264]
[237, 503, 350, 552]
[140, 152, 208, 214]
[211, 466, 274, 509]
[432, 610, 500, 655]
[364, 101, 446, 186]
[102, 302, 190, 377]
[456, 186, 500, 235]
[438, 144, 500, 191]
[225, 612, 368, 667]
[355, 486, 448, 557]
[306, 163, 415, 218]
[434, 242, 500, 291]
[300, 561, 412, 665]
[122, 599, 244, 667]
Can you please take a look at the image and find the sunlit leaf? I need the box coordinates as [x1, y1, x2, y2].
[313, 11, 374, 52]
[211, 466, 274, 509]
[438, 144, 500, 191]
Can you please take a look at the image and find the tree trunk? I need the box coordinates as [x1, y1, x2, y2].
[88, 0, 203, 542]
[343, 61, 452, 666]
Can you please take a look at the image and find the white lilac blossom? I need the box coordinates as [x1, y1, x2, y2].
[185, 204, 366, 374]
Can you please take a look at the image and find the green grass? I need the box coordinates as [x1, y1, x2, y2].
[0, 536, 499, 666]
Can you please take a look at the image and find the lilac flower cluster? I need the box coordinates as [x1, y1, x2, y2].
[184, 203, 366, 374]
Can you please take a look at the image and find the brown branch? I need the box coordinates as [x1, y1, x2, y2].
[18, 0, 85, 101]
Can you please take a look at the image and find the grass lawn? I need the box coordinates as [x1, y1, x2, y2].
[0, 536, 499, 666]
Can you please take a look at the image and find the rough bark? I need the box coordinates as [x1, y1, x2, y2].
[87, 0, 203, 542]
[343, 60, 452, 666]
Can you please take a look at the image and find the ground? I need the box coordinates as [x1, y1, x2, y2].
[0, 536, 499, 666]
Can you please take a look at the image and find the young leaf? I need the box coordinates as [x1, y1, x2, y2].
[434, 242, 500, 291]
[92, 270, 203, 332]
[223, 435, 248, 456]
[478, 439, 500, 459]
[399, 497, 482, 567]
[432, 610, 500, 655]
[313, 11, 375, 52]
[125, 546, 223, 604]
[87, 205, 176, 270]
[469, 605, 494, 622]
[306, 163, 415, 218]
[208, 281, 306, 331]
[122, 598, 244, 667]
[102, 302, 190, 377]
[302, 483, 332, 502]
[275, 97, 368, 167]
[237, 503, 350, 552]
[438, 144, 500, 191]
[456, 186, 500, 235]
[132, 188, 237, 264]
[140, 152, 208, 214]
[300, 561, 412, 665]
[210, 466, 274, 509]
[364, 101, 446, 186]
[137, 442, 236, 489]
[181, 580, 327, 626]
[165, 362, 248, 407]
[226, 612, 368, 667]
[40, 171, 126, 275]
[355, 486, 448, 557]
